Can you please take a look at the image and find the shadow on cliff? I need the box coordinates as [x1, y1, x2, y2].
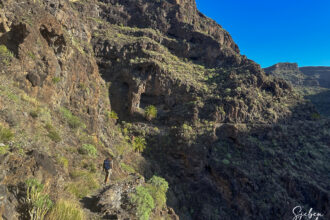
[92, 19, 329, 219]
[97, 61, 330, 219]
[305, 89, 330, 117]
[0, 23, 29, 57]
[141, 101, 330, 220]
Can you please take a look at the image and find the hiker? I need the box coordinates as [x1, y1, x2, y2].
[103, 156, 113, 185]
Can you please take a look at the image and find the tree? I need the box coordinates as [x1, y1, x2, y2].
[132, 136, 146, 153]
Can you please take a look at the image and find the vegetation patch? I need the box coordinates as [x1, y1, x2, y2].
[132, 136, 147, 153]
[45, 123, 61, 143]
[0, 125, 14, 143]
[25, 178, 53, 220]
[146, 176, 169, 210]
[6, 90, 20, 102]
[21, 93, 39, 106]
[67, 170, 100, 199]
[78, 144, 97, 157]
[52, 77, 61, 84]
[0, 44, 14, 65]
[129, 175, 169, 220]
[60, 107, 86, 129]
[144, 105, 157, 121]
[222, 159, 230, 165]
[130, 186, 155, 220]
[107, 110, 119, 120]
[120, 162, 135, 174]
[56, 155, 69, 169]
[179, 123, 197, 145]
[0, 144, 9, 155]
[102, 25, 221, 92]
[82, 161, 97, 173]
[48, 199, 85, 220]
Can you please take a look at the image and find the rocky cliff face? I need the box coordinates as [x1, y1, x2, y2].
[299, 66, 330, 116]
[0, 0, 329, 220]
[89, 0, 300, 125]
[0, 0, 108, 130]
[0, 0, 113, 218]
[264, 62, 319, 86]
[265, 63, 330, 117]
[300, 66, 330, 88]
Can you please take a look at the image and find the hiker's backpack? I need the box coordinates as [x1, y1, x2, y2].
[104, 159, 112, 170]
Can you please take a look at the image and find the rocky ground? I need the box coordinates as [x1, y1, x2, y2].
[0, 0, 329, 219]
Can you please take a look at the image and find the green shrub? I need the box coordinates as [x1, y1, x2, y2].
[52, 77, 61, 84]
[311, 112, 321, 120]
[0, 45, 13, 57]
[0, 144, 9, 155]
[146, 176, 168, 210]
[48, 200, 84, 220]
[224, 88, 231, 94]
[132, 136, 146, 153]
[0, 45, 13, 65]
[144, 105, 157, 121]
[78, 144, 97, 157]
[130, 186, 155, 220]
[222, 159, 230, 165]
[47, 130, 61, 142]
[182, 123, 193, 132]
[181, 123, 195, 142]
[25, 178, 53, 220]
[56, 155, 69, 169]
[0, 125, 14, 143]
[107, 110, 118, 120]
[60, 107, 86, 129]
[45, 123, 61, 143]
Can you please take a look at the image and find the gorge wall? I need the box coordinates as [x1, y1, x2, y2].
[0, 0, 329, 220]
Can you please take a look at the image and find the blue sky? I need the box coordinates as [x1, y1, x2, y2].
[195, 0, 330, 67]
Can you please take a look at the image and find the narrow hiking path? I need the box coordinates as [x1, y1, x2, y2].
[80, 186, 105, 219]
